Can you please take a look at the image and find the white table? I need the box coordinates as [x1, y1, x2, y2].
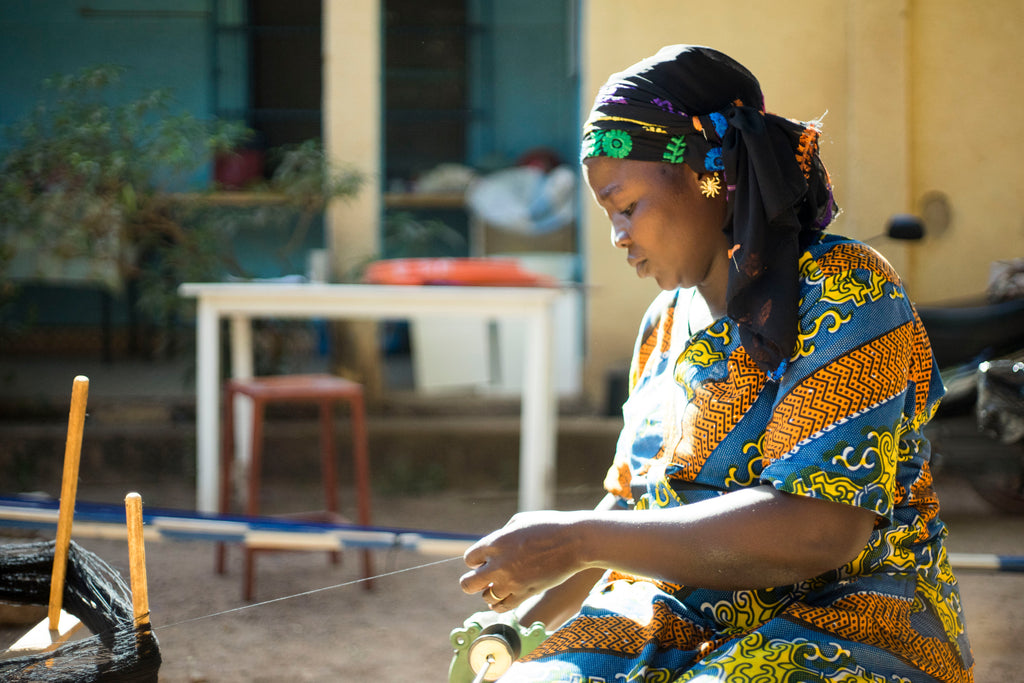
[178, 282, 561, 514]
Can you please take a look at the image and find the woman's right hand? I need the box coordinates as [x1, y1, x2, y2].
[459, 510, 591, 613]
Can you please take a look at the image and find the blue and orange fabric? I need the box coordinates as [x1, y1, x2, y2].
[502, 235, 973, 682]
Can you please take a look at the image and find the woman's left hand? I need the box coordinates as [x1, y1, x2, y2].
[459, 510, 590, 612]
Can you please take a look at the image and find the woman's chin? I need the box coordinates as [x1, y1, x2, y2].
[647, 271, 680, 290]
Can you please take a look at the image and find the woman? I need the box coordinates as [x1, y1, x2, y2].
[460, 45, 973, 682]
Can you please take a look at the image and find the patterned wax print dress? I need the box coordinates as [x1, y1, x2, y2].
[502, 235, 974, 682]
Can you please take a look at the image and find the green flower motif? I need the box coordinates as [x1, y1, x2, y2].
[663, 135, 687, 164]
[599, 129, 632, 158]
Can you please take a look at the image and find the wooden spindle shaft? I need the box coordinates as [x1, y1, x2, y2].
[125, 492, 150, 627]
[48, 375, 89, 632]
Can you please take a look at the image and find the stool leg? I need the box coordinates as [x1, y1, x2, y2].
[243, 397, 266, 602]
[216, 385, 235, 575]
[349, 391, 374, 589]
[319, 399, 340, 565]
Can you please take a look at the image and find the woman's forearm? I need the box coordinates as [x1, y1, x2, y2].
[576, 486, 876, 589]
[461, 486, 876, 610]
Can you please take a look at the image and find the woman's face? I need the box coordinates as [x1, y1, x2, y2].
[584, 156, 730, 294]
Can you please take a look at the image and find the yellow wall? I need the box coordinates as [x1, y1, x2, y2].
[323, 0, 381, 271]
[908, 0, 1024, 301]
[323, 0, 383, 394]
[577, 0, 1024, 405]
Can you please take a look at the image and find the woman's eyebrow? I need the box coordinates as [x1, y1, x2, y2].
[598, 183, 622, 200]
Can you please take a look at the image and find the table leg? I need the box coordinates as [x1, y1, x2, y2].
[520, 305, 557, 511]
[230, 315, 255, 507]
[196, 300, 220, 513]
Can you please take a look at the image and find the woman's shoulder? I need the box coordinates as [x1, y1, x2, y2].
[804, 233, 904, 285]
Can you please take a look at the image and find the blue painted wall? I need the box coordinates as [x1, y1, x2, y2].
[0, 1, 326, 331]
[0, 1, 579, 334]
[0, 2, 222, 330]
[468, 0, 578, 169]
[0, 1, 215, 139]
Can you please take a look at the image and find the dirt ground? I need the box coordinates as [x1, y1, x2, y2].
[1, 476, 1021, 682]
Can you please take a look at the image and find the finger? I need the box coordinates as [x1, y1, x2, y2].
[459, 568, 491, 595]
[498, 581, 542, 612]
[483, 584, 511, 609]
[488, 588, 527, 614]
[463, 539, 490, 568]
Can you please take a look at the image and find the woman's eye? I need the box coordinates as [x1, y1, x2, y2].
[621, 203, 636, 217]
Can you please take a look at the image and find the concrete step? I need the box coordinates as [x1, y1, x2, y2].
[0, 355, 623, 507]
[0, 405, 622, 505]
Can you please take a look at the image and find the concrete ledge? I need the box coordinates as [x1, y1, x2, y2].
[0, 411, 623, 500]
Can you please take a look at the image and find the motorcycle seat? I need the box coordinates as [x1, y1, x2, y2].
[916, 297, 1024, 369]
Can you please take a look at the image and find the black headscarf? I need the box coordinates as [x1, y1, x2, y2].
[581, 45, 836, 379]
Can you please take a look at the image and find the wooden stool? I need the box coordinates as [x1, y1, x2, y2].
[214, 374, 373, 601]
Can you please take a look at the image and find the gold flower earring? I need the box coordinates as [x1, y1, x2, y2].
[699, 173, 722, 199]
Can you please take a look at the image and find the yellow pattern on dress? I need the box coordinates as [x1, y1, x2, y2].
[794, 308, 853, 359]
[724, 435, 765, 488]
[845, 523, 918, 577]
[830, 428, 899, 512]
[914, 547, 971, 663]
[825, 269, 899, 306]
[800, 250, 904, 305]
[706, 321, 732, 345]
[701, 589, 793, 635]
[680, 338, 726, 369]
[674, 631, 896, 682]
[909, 398, 940, 435]
[786, 469, 864, 507]
[644, 461, 684, 509]
[675, 339, 725, 402]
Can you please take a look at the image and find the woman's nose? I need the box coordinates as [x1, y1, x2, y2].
[610, 223, 630, 247]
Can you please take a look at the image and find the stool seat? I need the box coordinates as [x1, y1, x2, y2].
[216, 373, 373, 601]
[226, 374, 364, 401]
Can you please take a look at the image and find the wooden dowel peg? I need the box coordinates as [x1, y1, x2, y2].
[49, 375, 89, 632]
[125, 493, 151, 627]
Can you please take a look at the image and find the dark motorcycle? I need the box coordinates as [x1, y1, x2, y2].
[883, 216, 1024, 513]
[974, 359, 1024, 513]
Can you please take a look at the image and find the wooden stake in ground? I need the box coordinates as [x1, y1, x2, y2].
[124, 493, 151, 628]
[48, 375, 89, 633]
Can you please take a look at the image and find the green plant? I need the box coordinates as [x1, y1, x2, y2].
[254, 139, 365, 263]
[0, 65, 245, 284]
[382, 211, 467, 259]
[132, 140, 365, 320]
[0, 65, 364, 347]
